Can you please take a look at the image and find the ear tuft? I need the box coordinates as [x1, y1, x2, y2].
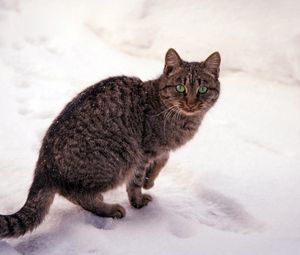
[204, 52, 221, 77]
[164, 48, 182, 76]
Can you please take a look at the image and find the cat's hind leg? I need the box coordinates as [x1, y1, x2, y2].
[65, 192, 126, 219]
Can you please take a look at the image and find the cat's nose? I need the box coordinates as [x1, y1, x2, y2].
[186, 98, 196, 107]
[186, 104, 195, 112]
[186, 102, 195, 110]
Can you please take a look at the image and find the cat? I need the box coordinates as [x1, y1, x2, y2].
[0, 48, 221, 238]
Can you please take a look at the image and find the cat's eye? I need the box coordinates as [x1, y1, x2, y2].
[198, 86, 208, 94]
[175, 84, 186, 93]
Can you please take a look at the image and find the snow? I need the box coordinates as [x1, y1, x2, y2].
[0, 0, 300, 254]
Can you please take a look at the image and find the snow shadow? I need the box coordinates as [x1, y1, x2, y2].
[194, 187, 263, 233]
[0, 241, 21, 255]
[156, 179, 263, 235]
[14, 207, 114, 255]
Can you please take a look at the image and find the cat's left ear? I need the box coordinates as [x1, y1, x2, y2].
[204, 52, 221, 78]
[164, 48, 182, 76]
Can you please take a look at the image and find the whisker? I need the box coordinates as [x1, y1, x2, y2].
[163, 107, 175, 138]
[170, 107, 180, 124]
[153, 105, 178, 117]
[163, 105, 181, 138]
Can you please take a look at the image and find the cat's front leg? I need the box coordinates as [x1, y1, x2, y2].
[127, 164, 152, 209]
[143, 153, 169, 190]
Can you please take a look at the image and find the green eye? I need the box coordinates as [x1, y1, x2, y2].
[176, 84, 186, 93]
[198, 86, 208, 94]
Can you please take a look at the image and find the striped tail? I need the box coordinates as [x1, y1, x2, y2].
[0, 177, 55, 238]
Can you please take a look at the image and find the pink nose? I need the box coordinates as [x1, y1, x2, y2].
[186, 98, 196, 108]
[186, 105, 194, 112]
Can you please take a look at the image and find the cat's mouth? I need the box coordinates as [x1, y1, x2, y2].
[179, 106, 202, 116]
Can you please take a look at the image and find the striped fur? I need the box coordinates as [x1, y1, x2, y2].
[0, 49, 221, 238]
[0, 175, 55, 238]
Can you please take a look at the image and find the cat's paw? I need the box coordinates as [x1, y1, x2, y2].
[143, 180, 154, 190]
[110, 204, 126, 219]
[130, 194, 153, 209]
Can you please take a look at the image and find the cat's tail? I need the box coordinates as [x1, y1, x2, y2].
[0, 174, 55, 238]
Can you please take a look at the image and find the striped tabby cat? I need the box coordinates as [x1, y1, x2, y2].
[0, 48, 221, 238]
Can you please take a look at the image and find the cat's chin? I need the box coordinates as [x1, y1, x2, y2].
[179, 108, 202, 116]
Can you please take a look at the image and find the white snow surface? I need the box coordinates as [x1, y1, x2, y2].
[0, 0, 300, 254]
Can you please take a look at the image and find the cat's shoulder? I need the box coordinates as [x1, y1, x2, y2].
[72, 75, 143, 102]
[94, 75, 143, 88]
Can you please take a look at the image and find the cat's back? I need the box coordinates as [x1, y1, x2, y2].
[36, 75, 144, 186]
[39, 75, 144, 157]
[49, 76, 142, 132]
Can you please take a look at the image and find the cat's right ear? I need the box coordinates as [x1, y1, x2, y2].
[203, 52, 221, 78]
[164, 48, 182, 76]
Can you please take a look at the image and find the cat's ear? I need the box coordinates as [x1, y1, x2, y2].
[164, 48, 182, 76]
[204, 52, 221, 78]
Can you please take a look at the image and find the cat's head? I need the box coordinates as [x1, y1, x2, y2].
[158, 48, 221, 116]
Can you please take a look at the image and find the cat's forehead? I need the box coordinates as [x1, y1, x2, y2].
[176, 61, 213, 80]
[182, 61, 202, 70]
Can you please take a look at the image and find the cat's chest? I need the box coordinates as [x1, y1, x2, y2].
[144, 115, 202, 155]
[165, 118, 200, 148]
